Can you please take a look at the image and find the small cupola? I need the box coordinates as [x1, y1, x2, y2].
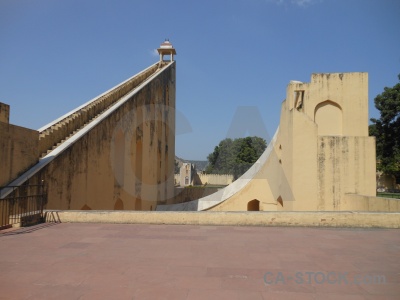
[157, 39, 176, 62]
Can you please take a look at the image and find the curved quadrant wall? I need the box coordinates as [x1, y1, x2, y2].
[158, 72, 384, 212]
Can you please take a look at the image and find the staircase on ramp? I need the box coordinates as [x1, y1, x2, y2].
[1, 61, 171, 199]
[38, 63, 162, 158]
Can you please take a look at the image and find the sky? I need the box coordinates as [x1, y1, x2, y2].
[1, 0, 399, 160]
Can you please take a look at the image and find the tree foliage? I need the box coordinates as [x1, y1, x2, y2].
[205, 136, 267, 179]
[370, 74, 400, 181]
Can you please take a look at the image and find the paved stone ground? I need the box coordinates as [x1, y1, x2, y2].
[0, 223, 399, 300]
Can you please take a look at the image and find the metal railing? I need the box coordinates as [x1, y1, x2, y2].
[0, 184, 46, 230]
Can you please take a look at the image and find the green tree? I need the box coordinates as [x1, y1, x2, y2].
[205, 136, 267, 179]
[370, 74, 400, 182]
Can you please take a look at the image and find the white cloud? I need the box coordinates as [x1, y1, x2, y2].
[267, 0, 322, 7]
[292, 0, 316, 6]
[150, 49, 159, 57]
[267, 0, 284, 5]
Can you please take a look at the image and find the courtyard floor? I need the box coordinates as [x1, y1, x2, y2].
[0, 222, 399, 299]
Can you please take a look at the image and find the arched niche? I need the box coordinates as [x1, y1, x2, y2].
[247, 199, 260, 211]
[114, 198, 124, 210]
[81, 204, 92, 210]
[314, 100, 343, 136]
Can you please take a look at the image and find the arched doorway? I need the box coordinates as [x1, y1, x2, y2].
[114, 198, 124, 210]
[247, 199, 260, 211]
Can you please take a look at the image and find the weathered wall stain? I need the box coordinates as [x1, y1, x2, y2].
[26, 63, 176, 211]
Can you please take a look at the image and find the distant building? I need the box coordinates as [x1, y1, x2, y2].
[179, 163, 195, 186]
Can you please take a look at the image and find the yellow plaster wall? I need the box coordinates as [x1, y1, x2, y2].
[317, 136, 376, 210]
[27, 63, 176, 211]
[288, 72, 369, 137]
[204, 72, 383, 212]
[342, 194, 400, 212]
[44, 210, 400, 229]
[174, 173, 234, 186]
[0, 122, 39, 187]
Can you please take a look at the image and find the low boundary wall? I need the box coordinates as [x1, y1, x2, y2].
[343, 194, 400, 211]
[43, 210, 400, 228]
